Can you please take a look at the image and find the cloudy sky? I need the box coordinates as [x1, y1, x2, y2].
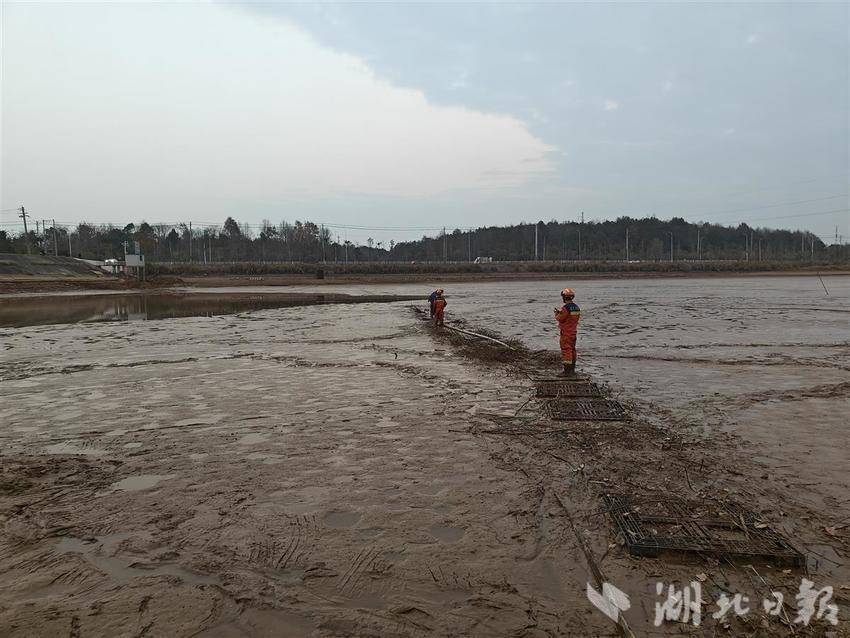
[1, 1, 847, 244]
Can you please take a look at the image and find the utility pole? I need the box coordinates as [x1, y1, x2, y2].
[320, 224, 325, 262]
[697, 227, 701, 260]
[467, 229, 471, 262]
[758, 237, 762, 261]
[811, 236, 815, 261]
[534, 224, 539, 261]
[52, 220, 58, 256]
[19, 206, 31, 254]
[578, 211, 583, 260]
[68, 230, 73, 257]
[625, 228, 629, 262]
[744, 232, 749, 261]
[443, 227, 447, 262]
[668, 231, 674, 263]
[189, 222, 193, 262]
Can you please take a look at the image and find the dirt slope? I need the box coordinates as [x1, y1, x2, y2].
[0, 254, 108, 278]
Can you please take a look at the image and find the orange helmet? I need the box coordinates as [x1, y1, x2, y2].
[561, 288, 575, 299]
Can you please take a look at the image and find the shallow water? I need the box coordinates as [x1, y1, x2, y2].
[56, 533, 218, 586]
[0, 291, 419, 327]
[109, 474, 175, 492]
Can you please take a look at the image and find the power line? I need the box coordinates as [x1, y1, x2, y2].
[747, 207, 849, 223]
[700, 171, 849, 199]
[2, 207, 846, 232]
[690, 194, 848, 220]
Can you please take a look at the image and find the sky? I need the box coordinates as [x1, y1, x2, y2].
[1, 1, 848, 245]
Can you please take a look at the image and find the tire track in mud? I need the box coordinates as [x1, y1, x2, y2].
[337, 546, 382, 596]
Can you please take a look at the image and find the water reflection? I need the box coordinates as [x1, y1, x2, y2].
[0, 292, 420, 328]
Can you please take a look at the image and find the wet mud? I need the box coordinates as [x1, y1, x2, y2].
[0, 276, 848, 636]
[0, 292, 422, 328]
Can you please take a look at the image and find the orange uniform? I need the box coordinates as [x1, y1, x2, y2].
[555, 301, 580, 364]
[433, 297, 447, 326]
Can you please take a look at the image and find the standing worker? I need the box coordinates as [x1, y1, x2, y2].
[433, 291, 447, 327]
[554, 288, 580, 375]
[428, 288, 444, 317]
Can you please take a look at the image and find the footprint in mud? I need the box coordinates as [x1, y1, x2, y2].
[428, 524, 465, 543]
[245, 452, 284, 465]
[323, 510, 362, 529]
[357, 527, 384, 540]
[44, 442, 107, 457]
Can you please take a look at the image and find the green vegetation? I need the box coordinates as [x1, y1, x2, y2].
[2, 215, 847, 268]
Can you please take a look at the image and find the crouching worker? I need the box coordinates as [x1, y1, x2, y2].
[433, 291, 447, 327]
[553, 288, 580, 375]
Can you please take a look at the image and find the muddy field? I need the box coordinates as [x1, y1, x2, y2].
[0, 275, 848, 636]
[0, 292, 422, 328]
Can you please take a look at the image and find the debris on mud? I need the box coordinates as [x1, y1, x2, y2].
[417, 310, 847, 635]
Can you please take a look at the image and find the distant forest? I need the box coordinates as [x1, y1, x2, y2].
[1, 215, 846, 264]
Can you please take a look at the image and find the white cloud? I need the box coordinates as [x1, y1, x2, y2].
[2, 3, 555, 220]
[604, 99, 620, 111]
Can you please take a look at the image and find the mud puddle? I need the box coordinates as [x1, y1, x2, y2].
[56, 533, 218, 586]
[0, 291, 422, 327]
[108, 474, 176, 492]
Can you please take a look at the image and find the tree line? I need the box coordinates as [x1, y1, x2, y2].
[1, 215, 845, 263]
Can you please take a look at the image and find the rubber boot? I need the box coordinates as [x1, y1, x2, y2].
[562, 363, 575, 376]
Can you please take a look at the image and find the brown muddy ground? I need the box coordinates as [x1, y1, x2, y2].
[1, 276, 848, 636]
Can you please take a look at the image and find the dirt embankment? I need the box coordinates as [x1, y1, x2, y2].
[0, 254, 109, 278]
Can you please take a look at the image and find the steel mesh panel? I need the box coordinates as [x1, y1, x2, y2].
[529, 375, 591, 384]
[545, 399, 628, 421]
[535, 381, 603, 398]
[603, 494, 804, 567]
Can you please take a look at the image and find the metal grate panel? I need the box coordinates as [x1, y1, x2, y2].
[545, 399, 628, 421]
[536, 381, 603, 398]
[603, 494, 804, 567]
[529, 375, 591, 384]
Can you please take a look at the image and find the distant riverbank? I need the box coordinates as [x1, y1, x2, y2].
[2, 265, 849, 295]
